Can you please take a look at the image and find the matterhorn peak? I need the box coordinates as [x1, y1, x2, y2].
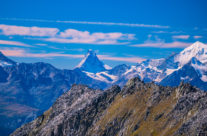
[85, 49, 96, 57]
[76, 49, 110, 73]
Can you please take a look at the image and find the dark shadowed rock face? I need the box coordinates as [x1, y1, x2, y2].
[11, 77, 207, 136]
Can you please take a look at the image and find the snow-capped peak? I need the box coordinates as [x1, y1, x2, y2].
[77, 49, 96, 68]
[87, 49, 96, 56]
[76, 49, 108, 73]
[184, 41, 207, 53]
[175, 41, 207, 66]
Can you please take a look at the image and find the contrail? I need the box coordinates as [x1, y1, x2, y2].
[0, 18, 170, 29]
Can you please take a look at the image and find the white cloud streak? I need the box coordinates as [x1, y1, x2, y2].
[43, 38, 123, 45]
[0, 49, 25, 56]
[33, 28, 135, 45]
[99, 55, 145, 63]
[0, 49, 84, 58]
[57, 20, 169, 29]
[60, 29, 134, 40]
[43, 29, 134, 45]
[131, 41, 192, 48]
[35, 43, 48, 46]
[0, 18, 170, 29]
[152, 31, 183, 34]
[0, 40, 31, 47]
[193, 36, 202, 39]
[172, 35, 190, 40]
[59, 29, 135, 43]
[0, 24, 59, 37]
[0, 49, 144, 63]
[0, 24, 135, 45]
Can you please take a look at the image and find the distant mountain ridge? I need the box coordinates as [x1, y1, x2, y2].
[1, 41, 207, 135]
[76, 41, 207, 90]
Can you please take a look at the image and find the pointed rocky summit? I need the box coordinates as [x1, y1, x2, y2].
[76, 49, 110, 73]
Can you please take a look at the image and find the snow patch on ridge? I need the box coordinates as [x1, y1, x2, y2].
[0, 61, 13, 67]
[104, 64, 112, 70]
[201, 75, 207, 82]
[84, 71, 118, 83]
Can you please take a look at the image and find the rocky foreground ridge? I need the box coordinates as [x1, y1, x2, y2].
[11, 77, 207, 136]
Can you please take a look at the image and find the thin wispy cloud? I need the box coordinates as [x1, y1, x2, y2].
[0, 18, 170, 29]
[131, 34, 192, 48]
[131, 41, 192, 48]
[152, 31, 183, 34]
[172, 35, 190, 40]
[57, 20, 169, 29]
[0, 24, 59, 37]
[0, 49, 84, 58]
[0, 49, 25, 56]
[44, 29, 134, 45]
[0, 24, 135, 45]
[99, 55, 145, 63]
[43, 38, 123, 45]
[194, 36, 202, 39]
[35, 43, 48, 46]
[0, 40, 31, 47]
[0, 49, 144, 63]
[60, 29, 134, 40]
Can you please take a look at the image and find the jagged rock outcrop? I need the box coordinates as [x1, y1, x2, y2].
[11, 77, 207, 136]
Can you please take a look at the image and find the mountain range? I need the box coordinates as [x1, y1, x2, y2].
[76, 41, 207, 91]
[11, 77, 207, 136]
[0, 41, 207, 135]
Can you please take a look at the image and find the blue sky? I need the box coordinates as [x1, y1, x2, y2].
[0, 0, 207, 69]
